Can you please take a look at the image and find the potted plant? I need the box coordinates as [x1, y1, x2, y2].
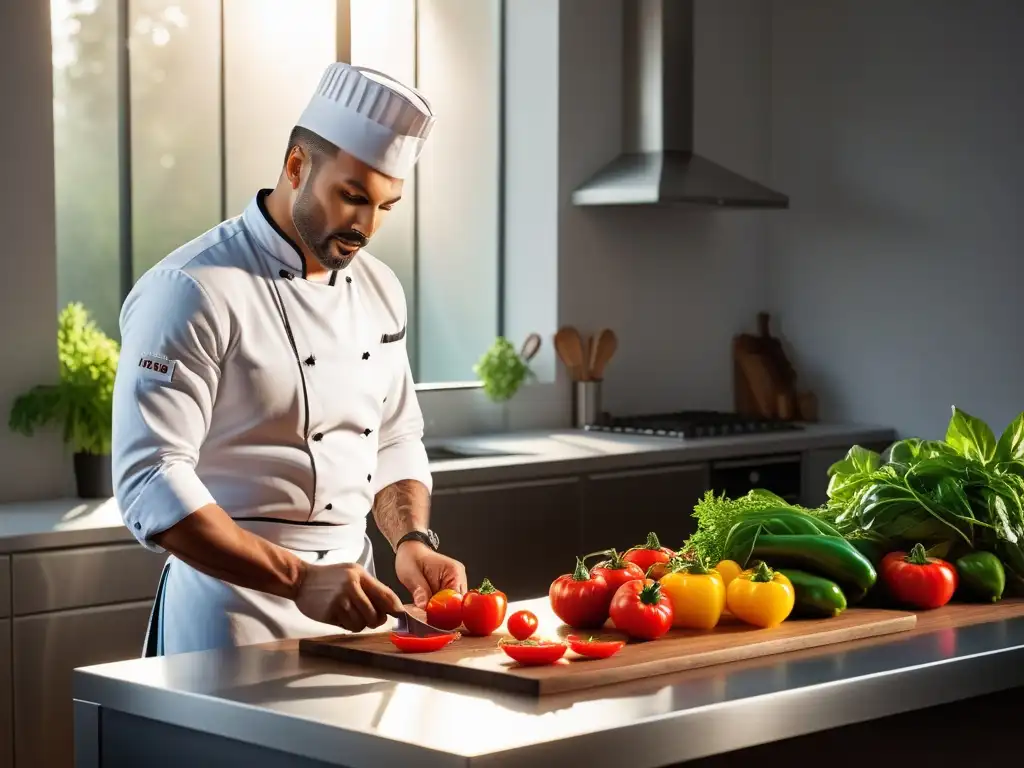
[473, 333, 541, 403]
[8, 302, 120, 498]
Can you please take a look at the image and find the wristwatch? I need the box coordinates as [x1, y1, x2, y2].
[396, 528, 440, 552]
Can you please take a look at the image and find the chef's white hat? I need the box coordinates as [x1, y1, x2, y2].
[295, 62, 435, 180]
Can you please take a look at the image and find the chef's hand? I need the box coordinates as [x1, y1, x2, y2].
[395, 542, 468, 609]
[293, 562, 403, 633]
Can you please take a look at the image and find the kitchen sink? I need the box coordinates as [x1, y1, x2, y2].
[425, 444, 522, 462]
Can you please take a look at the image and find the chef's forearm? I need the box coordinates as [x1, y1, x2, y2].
[372, 479, 430, 550]
[151, 504, 307, 600]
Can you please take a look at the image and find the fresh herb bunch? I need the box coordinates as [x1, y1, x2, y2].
[8, 302, 120, 455]
[473, 336, 532, 402]
[825, 406, 1024, 594]
[684, 488, 820, 565]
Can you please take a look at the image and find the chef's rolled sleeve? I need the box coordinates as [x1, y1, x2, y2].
[112, 268, 224, 552]
[373, 351, 433, 496]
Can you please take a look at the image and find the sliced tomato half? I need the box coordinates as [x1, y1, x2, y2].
[389, 631, 459, 653]
[499, 639, 567, 666]
[566, 634, 625, 659]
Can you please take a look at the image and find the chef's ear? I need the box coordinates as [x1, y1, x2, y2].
[284, 146, 307, 189]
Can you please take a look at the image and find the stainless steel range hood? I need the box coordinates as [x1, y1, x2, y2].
[572, 0, 789, 209]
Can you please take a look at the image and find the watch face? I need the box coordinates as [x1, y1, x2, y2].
[426, 529, 440, 549]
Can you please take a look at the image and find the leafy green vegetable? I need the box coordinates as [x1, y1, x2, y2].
[825, 405, 1024, 593]
[684, 489, 822, 565]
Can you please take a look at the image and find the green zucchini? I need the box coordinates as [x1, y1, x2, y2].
[779, 569, 847, 618]
[743, 534, 878, 593]
[723, 510, 841, 565]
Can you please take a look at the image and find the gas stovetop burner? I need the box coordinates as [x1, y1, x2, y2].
[584, 410, 804, 439]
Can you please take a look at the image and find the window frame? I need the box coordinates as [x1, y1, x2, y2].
[106, 0, 506, 389]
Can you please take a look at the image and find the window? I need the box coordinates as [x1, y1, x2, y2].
[50, 0, 503, 384]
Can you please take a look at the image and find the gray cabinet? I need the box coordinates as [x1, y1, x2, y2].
[14, 601, 153, 768]
[0, 556, 9, 618]
[1, 618, 11, 768]
[581, 464, 710, 555]
[434, 478, 584, 601]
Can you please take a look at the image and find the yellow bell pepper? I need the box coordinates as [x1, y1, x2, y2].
[658, 560, 726, 630]
[726, 561, 795, 628]
[715, 559, 743, 587]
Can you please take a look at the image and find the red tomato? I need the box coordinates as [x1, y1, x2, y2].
[566, 634, 625, 659]
[499, 639, 567, 666]
[589, 549, 646, 594]
[549, 557, 612, 629]
[507, 610, 538, 641]
[608, 579, 674, 640]
[389, 631, 459, 653]
[881, 544, 958, 610]
[461, 578, 508, 636]
[622, 532, 676, 576]
[425, 589, 464, 630]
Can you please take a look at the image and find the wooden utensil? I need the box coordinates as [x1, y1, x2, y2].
[300, 596, 927, 698]
[588, 328, 618, 381]
[519, 332, 541, 362]
[554, 326, 586, 381]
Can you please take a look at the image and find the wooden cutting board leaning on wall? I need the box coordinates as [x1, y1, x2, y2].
[733, 312, 818, 422]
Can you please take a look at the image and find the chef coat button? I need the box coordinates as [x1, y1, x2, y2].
[279, 269, 293, 280]
[383, 396, 387, 403]
[345, 276, 352, 284]
[363, 427, 372, 436]
[362, 351, 370, 360]
[325, 503, 333, 510]
[304, 355, 316, 366]
[312, 432, 323, 441]
[134, 522, 141, 530]
[367, 473, 372, 482]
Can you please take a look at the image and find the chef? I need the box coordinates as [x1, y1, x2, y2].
[111, 62, 467, 656]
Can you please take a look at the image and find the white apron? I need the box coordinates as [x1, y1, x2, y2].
[113, 189, 432, 657]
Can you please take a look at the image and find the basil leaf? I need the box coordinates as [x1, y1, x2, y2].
[827, 445, 881, 477]
[996, 412, 1024, 463]
[945, 406, 997, 464]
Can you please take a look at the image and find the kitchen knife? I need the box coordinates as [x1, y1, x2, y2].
[391, 607, 451, 637]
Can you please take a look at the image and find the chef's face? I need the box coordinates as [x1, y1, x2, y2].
[289, 147, 404, 271]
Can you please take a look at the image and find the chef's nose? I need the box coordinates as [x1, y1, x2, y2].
[353, 206, 381, 238]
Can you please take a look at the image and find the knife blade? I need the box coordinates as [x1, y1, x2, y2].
[391, 607, 451, 637]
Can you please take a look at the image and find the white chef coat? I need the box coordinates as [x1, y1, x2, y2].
[111, 189, 432, 655]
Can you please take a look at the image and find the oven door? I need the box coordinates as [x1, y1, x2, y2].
[708, 454, 802, 505]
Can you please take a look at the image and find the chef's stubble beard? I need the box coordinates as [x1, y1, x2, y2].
[292, 178, 357, 272]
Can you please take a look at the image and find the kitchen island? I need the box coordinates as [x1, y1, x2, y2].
[73, 599, 1024, 767]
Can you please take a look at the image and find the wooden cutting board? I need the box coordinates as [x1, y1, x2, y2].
[299, 597, 918, 696]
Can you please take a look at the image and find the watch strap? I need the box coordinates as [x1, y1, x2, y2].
[396, 529, 439, 552]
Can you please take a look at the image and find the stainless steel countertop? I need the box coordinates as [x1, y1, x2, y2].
[74, 598, 1024, 768]
[0, 423, 895, 554]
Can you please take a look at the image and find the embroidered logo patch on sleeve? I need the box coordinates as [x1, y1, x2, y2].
[137, 354, 177, 382]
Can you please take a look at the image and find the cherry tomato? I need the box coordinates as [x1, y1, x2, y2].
[608, 579, 674, 640]
[461, 578, 508, 636]
[622, 532, 676, 576]
[507, 610, 538, 640]
[499, 639, 567, 666]
[426, 588, 464, 630]
[389, 631, 459, 653]
[588, 549, 646, 594]
[566, 634, 625, 659]
[549, 556, 612, 629]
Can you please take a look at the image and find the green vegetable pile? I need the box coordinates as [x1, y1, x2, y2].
[820, 406, 1024, 595]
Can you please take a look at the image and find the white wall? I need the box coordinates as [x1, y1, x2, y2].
[769, 0, 1024, 439]
[557, 0, 776, 416]
[0, 0, 74, 500]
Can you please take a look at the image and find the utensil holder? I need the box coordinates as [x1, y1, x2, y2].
[573, 380, 602, 428]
